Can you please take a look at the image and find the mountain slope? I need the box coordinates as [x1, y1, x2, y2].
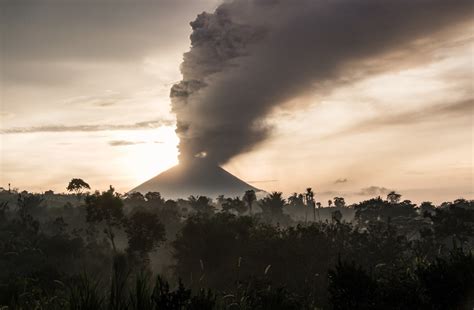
[130, 159, 261, 199]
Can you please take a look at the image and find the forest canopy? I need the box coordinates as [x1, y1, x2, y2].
[0, 182, 472, 309]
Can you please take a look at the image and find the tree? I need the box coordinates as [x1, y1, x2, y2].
[260, 192, 286, 223]
[145, 192, 165, 206]
[222, 197, 247, 215]
[429, 199, 474, 244]
[124, 191, 146, 208]
[125, 211, 166, 262]
[334, 197, 346, 208]
[328, 199, 333, 207]
[288, 193, 304, 208]
[216, 195, 226, 207]
[17, 193, 42, 234]
[305, 188, 316, 221]
[387, 191, 401, 204]
[243, 189, 257, 215]
[331, 210, 343, 223]
[188, 195, 215, 215]
[126, 191, 145, 202]
[0, 201, 8, 222]
[288, 193, 305, 221]
[66, 178, 90, 196]
[328, 260, 377, 310]
[85, 186, 124, 252]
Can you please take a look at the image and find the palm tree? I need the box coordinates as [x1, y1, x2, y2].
[243, 190, 257, 215]
[260, 192, 286, 220]
[288, 193, 299, 206]
[305, 188, 315, 221]
[316, 202, 322, 221]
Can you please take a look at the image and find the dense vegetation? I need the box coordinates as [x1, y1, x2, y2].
[0, 181, 472, 309]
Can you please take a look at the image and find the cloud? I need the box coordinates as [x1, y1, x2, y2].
[0, 112, 15, 119]
[319, 191, 339, 196]
[62, 92, 125, 107]
[108, 140, 163, 146]
[357, 186, 393, 196]
[1, 1, 215, 63]
[171, 0, 472, 164]
[108, 140, 146, 146]
[1, 0, 218, 87]
[0, 119, 174, 134]
[327, 98, 473, 139]
[334, 178, 348, 184]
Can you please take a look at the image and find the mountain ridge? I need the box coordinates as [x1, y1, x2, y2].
[130, 159, 261, 199]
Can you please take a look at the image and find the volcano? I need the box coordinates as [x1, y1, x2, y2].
[130, 159, 261, 199]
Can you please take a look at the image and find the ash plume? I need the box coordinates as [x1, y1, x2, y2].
[171, 0, 472, 164]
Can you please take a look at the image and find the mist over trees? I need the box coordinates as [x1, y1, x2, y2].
[0, 181, 473, 309]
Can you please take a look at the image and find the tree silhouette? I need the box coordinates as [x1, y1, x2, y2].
[387, 191, 401, 204]
[85, 186, 124, 252]
[145, 191, 165, 207]
[216, 195, 226, 207]
[243, 189, 257, 215]
[331, 210, 343, 223]
[288, 193, 305, 221]
[304, 188, 316, 221]
[334, 197, 346, 208]
[288, 193, 304, 208]
[260, 192, 287, 223]
[419, 201, 435, 216]
[188, 195, 215, 215]
[124, 192, 146, 209]
[125, 211, 166, 263]
[67, 178, 90, 197]
[222, 197, 247, 215]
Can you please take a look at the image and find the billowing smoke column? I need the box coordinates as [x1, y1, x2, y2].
[171, 0, 471, 165]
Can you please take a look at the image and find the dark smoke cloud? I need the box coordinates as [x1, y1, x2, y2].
[172, 0, 472, 164]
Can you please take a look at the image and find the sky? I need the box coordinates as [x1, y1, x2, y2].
[1, 0, 472, 204]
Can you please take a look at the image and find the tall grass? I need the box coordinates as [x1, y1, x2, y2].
[68, 274, 103, 310]
[129, 272, 153, 310]
[109, 254, 129, 310]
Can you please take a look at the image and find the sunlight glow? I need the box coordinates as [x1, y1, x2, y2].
[111, 127, 179, 187]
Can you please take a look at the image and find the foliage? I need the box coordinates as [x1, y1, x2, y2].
[333, 197, 345, 208]
[85, 186, 124, 252]
[259, 192, 290, 224]
[0, 184, 473, 309]
[125, 211, 166, 260]
[188, 195, 215, 215]
[328, 248, 474, 309]
[67, 178, 91, 196]
[243, 190, 257, 215]
[222, 197, 247, 215]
